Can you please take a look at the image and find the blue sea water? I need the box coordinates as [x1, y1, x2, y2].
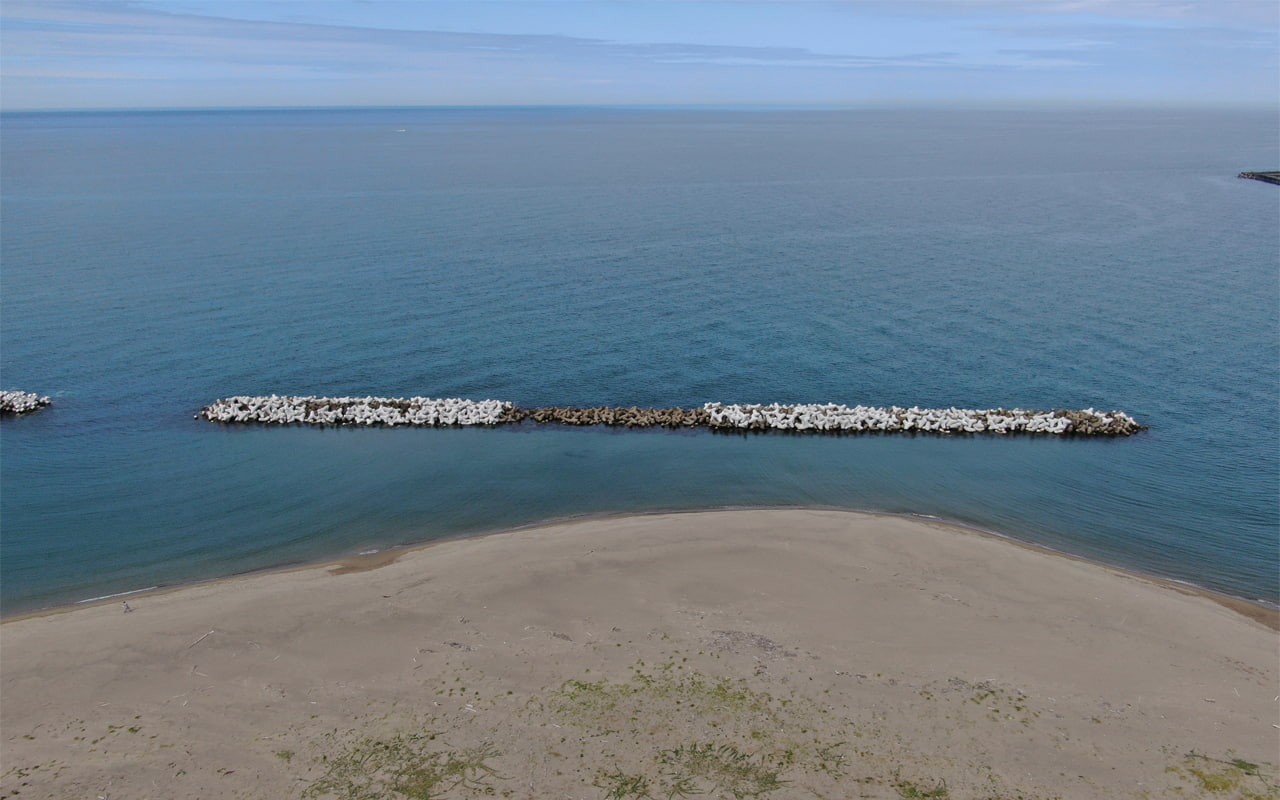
[1, 107, 1277, 614]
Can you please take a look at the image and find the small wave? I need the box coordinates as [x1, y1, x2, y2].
[76, 586, 159, 604]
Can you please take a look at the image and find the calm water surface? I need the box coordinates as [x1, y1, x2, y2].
[2, 107, 1277, 613]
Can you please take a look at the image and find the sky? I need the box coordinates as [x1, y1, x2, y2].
[1, 0, 1276, 110]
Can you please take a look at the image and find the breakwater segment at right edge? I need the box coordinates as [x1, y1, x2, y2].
[198, 396, 1147, 436]
[1237, 171, 1280, 186]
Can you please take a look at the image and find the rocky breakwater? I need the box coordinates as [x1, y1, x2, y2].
[199, 396, 512, 426]
[500, 405, 711, 428]
[1237, 171, 1280, 186]
[702, 403, 1145, 436]
[0, 390, 51, 415]
[200, 396, 1145, 436]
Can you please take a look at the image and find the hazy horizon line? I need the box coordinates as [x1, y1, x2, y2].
[4, 100, 1277, 115]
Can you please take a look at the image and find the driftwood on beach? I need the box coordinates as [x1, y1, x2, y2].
[198, 395, 1147, 436]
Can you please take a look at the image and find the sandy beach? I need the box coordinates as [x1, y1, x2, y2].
[2, 509, 1276, 799]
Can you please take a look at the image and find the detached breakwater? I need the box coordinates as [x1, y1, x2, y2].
[1237, 171, 1280, 186]
[199, 396, 1146, 436]
[199, 395, 511, 426]
[0, 390, 51, 415]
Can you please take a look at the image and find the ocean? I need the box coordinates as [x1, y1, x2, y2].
[1, 106, 1276, 614]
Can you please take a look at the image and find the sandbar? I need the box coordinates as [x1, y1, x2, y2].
[2, 509, 1276, 798]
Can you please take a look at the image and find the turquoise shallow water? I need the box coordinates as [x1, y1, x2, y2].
[1, 107, 1277, 613]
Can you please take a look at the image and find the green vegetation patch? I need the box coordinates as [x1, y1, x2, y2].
[893, 774, 950, 798]
[552, 661, 780, 732]
[301, 729, 504, 800]
[295, 660, 853, 799]
[1167, 752, 1279, 799]
[659, 742, 787, 798]
[547, 660, 851, 798]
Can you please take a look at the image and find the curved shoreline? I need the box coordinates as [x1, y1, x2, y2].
[4, 507, 1276, 799]
[6, 506, 1274, 629]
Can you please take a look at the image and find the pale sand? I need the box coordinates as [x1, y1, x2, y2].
[2, 509, 1277, 799]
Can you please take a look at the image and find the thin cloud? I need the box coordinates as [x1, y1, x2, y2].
[986, 20, 1277, 49]
[0, 0, 1095, 73]
[2, 66, 160, 80]
[832, 0, 1277, 26]
[2, 0, 1274, 108]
